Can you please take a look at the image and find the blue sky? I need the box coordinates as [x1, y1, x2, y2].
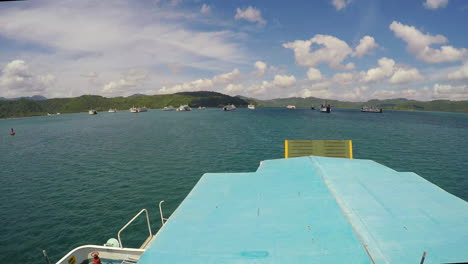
[0, 0, 467, 100]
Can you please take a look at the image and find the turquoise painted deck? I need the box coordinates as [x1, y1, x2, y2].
[137, 156, 468, 264]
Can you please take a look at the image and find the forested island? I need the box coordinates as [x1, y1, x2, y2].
[1, 91, 467, 118]
[0, 92, 247, 118]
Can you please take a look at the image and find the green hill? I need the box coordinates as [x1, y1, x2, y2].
[0, 91, 248, 118]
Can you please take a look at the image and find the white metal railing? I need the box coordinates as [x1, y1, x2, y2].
[117, 209, 152, 248]
[159, 200, 168, 226]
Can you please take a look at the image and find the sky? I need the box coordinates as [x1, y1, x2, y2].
[0, 0, 467, 101]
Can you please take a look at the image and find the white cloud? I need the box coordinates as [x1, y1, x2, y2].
[160, 68, 241, 94]
[332, 72, 355, 84]
[310, 81, 332, 90]
[424, 0, 449, 9]
[433, 83, 467, 99]
[389, 21, 467, 63]
[283, 34, 355, 70]
[0, 60, 55, 98]
[235, 6, 266, 25]
[254, 61, 267, 75]
[272, 74, 296, 87]
[331, 0, 350, 10]
[363, 57, 396, 83]
[102, 69, 150, 95]
[307, 67, 322, 81]
[353, 36, 378, 58]
[0, 0, 247, 97]
[224, 83, 244, 94]
[390, 68, 424, 84]
[212, 68, 241, 84]
[200, 4, 211, 15]
[448, 62, 468, 80]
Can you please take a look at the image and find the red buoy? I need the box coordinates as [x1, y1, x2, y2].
[10, 128, 15, 136]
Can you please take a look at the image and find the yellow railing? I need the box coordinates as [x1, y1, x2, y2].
[284, 140, 353, 159]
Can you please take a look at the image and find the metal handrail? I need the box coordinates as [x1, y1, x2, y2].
[159, 200, 168, 226]
[117, 209, 152, 248]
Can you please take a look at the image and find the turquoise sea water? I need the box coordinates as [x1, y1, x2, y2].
[1, 108, 467, 263]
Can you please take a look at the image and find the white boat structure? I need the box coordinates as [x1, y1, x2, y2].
[163, 106, 176, 111]
[198, 106, 206, 110]
[248, 104, 255, 110]
[361, 106, 383, 113]
[320, 104, 331, 113]
[286, 105, 296, 109]
[108, 108, 117, 113]
[223, 104, 236, 111]
[177, 105, 192, 111]
[129, 106, 138, 113]
[88, 110, 97, 115]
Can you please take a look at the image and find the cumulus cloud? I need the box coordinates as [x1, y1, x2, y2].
[363, 57, 396, 83]
[160, 68, 241, 94]
[283, 34, 355, 70]
[224, 83, 244, 94]
[424, 0, 449, 9]
[353, 36, 379, 58]
[102, 69, 150, 95]
[389, 21, 467, 63]
[254, 61, 267, 75]
[200, 4, 211, 15]
[0, 60, 55, 98]
[307, 67, 322, 81]
[390, 68, 424, 84]
[448, 62, 468, 80]
[272, 74, 296, 87]
[212, 68, 241, 84]
[235, 6, 266, 25]
[331, 0, 350, 10]
[433, 83, 467, 99]
[332, 72, 355, 84]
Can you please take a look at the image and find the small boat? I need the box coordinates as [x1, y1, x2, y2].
[10, 128, 15, 136]
[163, 106, 176, 111]
[177, 105, 192, 111]
[223, 104, 236, 111]
[129, 106, 138, 113]
[108, 108, 117, 113]
[248, 105, 255, 110]
[286, 105, 296, 109]
[198, 106, 206, 110]
[47, 113, 54, 116]
[138, 106, 148, 112]
[320, 104, 331, 113]
[361, 106, 383, 113]
[88, 110, 98, 115]
[56, 113, 61, 115]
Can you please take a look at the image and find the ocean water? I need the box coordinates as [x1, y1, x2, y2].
[1, 108, 467, 263]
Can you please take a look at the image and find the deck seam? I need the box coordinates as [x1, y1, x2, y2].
[308, 156, 380, 264]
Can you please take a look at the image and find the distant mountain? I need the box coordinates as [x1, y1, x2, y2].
[0, 95, 47, 101]
[0, 91, 248, 118]
[127, 93, 147, 97]
[247, 96, 468, 113]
